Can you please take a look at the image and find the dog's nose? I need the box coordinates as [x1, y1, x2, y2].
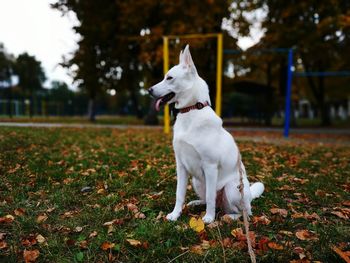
[148, 87, 154, 96]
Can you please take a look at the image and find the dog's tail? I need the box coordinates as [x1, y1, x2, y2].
[250, 182, 264, 199]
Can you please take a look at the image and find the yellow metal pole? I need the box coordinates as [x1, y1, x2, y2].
[215, 33, 223, 117]
[163, 36, 170, 134]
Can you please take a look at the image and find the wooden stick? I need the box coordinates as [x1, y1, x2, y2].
[238, 153, 256, 263]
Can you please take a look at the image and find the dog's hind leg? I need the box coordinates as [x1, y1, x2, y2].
[187, 177, 206, 207]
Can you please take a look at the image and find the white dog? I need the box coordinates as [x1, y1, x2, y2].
[149, 45, 264, 223]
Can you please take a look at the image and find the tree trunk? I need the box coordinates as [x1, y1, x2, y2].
[88, 98, 96, 122]
[317, 75, 330, 126]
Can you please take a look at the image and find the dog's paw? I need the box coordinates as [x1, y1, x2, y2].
[202, 214, 215, 224]
[166, 212, 180, 221]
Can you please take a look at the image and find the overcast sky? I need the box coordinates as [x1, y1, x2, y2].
[0, 0, 79, 88]
[0, 1, 262, 89]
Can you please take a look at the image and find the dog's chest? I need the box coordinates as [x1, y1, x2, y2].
[173, 120, 203, 177]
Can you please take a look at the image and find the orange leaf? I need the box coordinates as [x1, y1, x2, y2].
[189, 217, 205, 233]
[270, 208, 288, 217]
[23, 249, 40, 263]
[100, 242, 115, 251]
[268, 242, 284, 250]
[0, 241, 8, 250]
[295, 230, 318, 241]
[331, 246, 350, 263]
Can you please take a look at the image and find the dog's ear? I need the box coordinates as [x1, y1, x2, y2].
[181, 45, 197, 74]
[179, 49, 184, 64]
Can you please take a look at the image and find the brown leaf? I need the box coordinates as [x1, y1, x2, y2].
[23, 249, 40, 263]
[0, 215, 15, 224]
[252, 215, 271, 225]
[22, 236, 37, 247]
[268, 242, 284, 250]
[126, 239, 142, 247]
[342, 201, 350, 207]
[100, 242, 115, 251]
[190, 244, 204, 255]
[79, 240, 88, 249]
[0, 233, 6, 240]
[36, 214, 48, 223]
[293, 246, 307, 259]
[270, 208, 288, 218]
[0, 241, 8, 250]
[331, 210, 349, 220]
[89, 231, 98, 238]
[14, 208, 26, 216]
[222, 237, 233, 248]
[295, 230, 318, 241]
[278, 230, 293, 237]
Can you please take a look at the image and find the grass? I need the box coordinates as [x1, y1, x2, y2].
[0, 115, 145, 125]
[0, 127, 349, 262]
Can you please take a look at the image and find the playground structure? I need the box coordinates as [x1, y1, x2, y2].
[162, 34, 350, 137]
[162, 33, 223, 134]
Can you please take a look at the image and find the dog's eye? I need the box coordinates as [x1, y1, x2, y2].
[166, 76, 173, 81]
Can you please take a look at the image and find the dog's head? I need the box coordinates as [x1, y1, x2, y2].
[149, 45, 199, 111]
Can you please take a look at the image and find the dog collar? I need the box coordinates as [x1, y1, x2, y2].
[179, 101, 210, 113]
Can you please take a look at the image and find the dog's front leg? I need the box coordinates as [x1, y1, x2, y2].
[166, 162, 188, 221]
[202, 163, 218, 224]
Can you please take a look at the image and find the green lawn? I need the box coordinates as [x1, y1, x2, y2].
[0, 127, 349, 262]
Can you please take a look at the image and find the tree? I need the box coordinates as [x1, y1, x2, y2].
[0, 43, 15, 117]
[15, 53, 46, 117]
[52, 0, 236, 123]
[227, 0, 350, 125]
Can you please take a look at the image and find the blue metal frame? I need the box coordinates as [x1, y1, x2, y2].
[224, 48, 350, 138]
[284, 49, 293, 138]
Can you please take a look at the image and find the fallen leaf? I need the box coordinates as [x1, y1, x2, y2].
[295, 230, 318, 241]
[270, 208, 288, 217]
[36, 214, 48, 223]
[23, 249, 40, 263]
[79, 240, 88, 249]
[126, 239, 142, 247]
[293, 246, 307, 259]
[0, 215, 15, 223]
[36, 235, 46, 244]
[0, 241, 8, 250]
[14, 208, 26, 216]
[190, 244, 204, 255]
[342, 201, 350, 207]
[22, 236, 37, 247]
[0, 233, 6, 240]
[74, 226, 83, 233]
[189, 217, 205, 233]
[100, 242, 115, 251]
[268, 242, 284, 250]
[331, 211, 349, 220]
[257, 237, 269, 252]
[278, 230, 293, 237]
[331, 245, 350, 263]
[89, 231, 98, 238]
[252, 215, 271, 225]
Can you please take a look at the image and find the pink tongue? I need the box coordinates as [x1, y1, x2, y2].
[155, 98, 162, 111]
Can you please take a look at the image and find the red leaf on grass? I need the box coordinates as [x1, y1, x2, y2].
[23, 249, 40, 263]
